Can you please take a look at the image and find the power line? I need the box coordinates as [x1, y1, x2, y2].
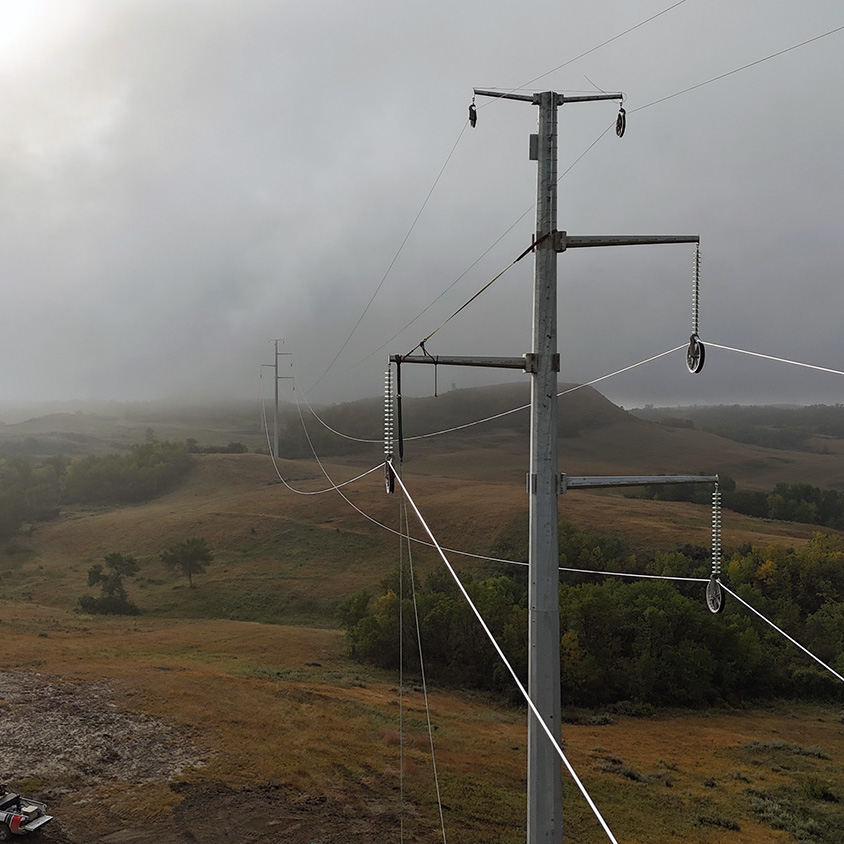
[484, 0, 691, 102]
[390, 464, 620, 844]
[259, 382, 384, 494]
[301, 343, 686, 448]
[270, 400, 844, 694]
[308, 123, 471, 395]
[403, 344, 686, 442]
[277, 378, 844, 700]
[401, 496, 448, 844]
[631, 23, 844, 114]
[721, 583, 844, 686]
[297, 388, 381, 445]
[703, 340, 844, 378]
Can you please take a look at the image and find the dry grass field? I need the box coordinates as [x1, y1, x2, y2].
[3, 603, 844, 843]
[3, 391, 844, 841]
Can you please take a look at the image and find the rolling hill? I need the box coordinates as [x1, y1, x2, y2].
[4, 385, 844, 842]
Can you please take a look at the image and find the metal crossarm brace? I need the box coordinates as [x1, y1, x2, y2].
[560, 473, 718, 493]
[391, 354, 531, 370]
[556, 232, 699, 251]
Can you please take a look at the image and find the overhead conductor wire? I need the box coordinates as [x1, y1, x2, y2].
[631, 22, 844, 115]
[719, 584, 844, 686]
[341, 2, 692, 374]
[284, 401, 844, 696]
[286, 364, 844, 700]
[259, 377, 384, 494]
[300, 343, 686, 449]
[308, 122, 471, 395]
[402, 495, 448, 844]
[390, 464, 620, 844]
[702, 341, 844, 379]
[364, 18, 844, 375]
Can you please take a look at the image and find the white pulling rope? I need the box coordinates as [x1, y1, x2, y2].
[558, 565, 706, 583]
[703, 341, 844, 378]
[390, 463, 620, 844]
[402, 498, 448, 844]
[292, 344, 685, 447]
[404, 344, 686, 442]
[719, 583, 844, 685]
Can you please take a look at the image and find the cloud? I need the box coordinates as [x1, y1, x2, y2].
[0, 0, 842, 408]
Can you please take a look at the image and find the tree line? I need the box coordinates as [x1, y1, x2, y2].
[645, 478, 844, 530]
[635, 402, 844, 451]
[0, 440, 194, 541]
[339, 526, 844, 708]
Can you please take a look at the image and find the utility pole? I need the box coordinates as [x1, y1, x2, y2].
[527, 90, 564, 844]
[264, 340, 292, 459]
[391, 88, 703, 844]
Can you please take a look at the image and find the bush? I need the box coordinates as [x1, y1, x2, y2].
[77, 552, 140, 616]
[77, 594, 139, 615]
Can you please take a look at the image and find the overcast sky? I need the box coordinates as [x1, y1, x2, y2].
[1, 1, 842, 410]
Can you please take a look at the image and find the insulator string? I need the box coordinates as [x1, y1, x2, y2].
[692, 245, 701, 337]
[711, 484, 722, 579]
[384, 368, 394, 458]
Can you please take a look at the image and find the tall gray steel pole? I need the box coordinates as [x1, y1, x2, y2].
[466, 87, 696, 844]
[528, 90, 562, 844]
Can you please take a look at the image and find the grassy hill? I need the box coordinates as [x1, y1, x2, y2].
[6, 383, 844, 621]
[4, 386, 844, 841]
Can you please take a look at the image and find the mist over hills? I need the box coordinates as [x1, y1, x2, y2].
[3, 383, 844, 494]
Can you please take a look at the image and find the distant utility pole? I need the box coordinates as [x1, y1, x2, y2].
[263, 339, 292, 459]
[392, 88, 703, 844]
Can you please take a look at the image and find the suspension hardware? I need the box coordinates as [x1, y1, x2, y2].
[384, 368, 395, 494]
[686, 245, 706, 373]
[706, 484, 725, 613]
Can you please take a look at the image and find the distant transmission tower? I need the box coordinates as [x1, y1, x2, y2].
[261, 339, 292, 458]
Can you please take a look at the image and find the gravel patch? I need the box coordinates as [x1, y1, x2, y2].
[0, 671, 205, 792]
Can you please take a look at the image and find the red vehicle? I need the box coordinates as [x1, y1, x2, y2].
[0, 792, 52, 839]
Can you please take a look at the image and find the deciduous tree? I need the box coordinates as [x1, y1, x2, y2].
[161, 537, 213, 587]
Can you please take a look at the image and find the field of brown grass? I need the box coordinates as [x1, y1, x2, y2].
[3, 602, 844, 843]
[3, 451, 825, 625]
[4, 391, 844, 841]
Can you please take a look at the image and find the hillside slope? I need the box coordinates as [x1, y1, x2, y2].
[4, 382, 844, 622]
[5, 449, 824, 626]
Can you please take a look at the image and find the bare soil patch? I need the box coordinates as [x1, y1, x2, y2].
[0, 671, 205, 790]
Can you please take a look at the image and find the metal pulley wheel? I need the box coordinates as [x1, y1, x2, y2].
[385, 462, 395, 495]
[686, 333, 705, 373]
[705, 577, 724, 614]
